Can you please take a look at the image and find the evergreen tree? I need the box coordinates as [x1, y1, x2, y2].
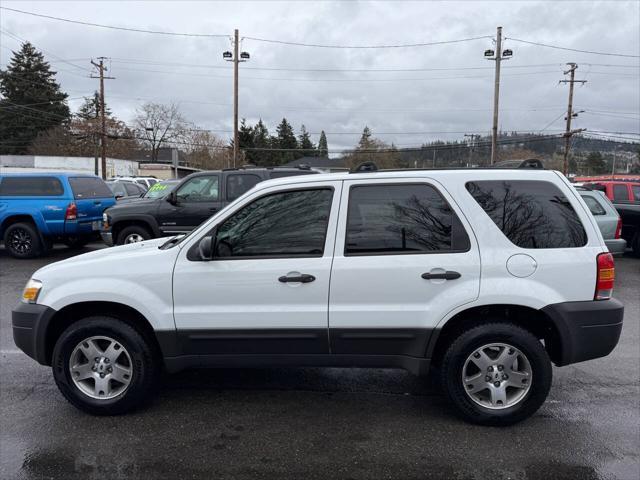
[358, 126, 374, 150]
[298, 124, 316, 156]
[252, 119, 271, 166]
[275, 118, 298, 164]
[77, 91, 110, 120]
[238, 118, 254, 162]
[0, 42, 70, 154]
[586, 151, 607, 174]
[318, 130, 329, 158]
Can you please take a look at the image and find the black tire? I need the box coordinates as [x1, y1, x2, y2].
[117, 225, 152, 245]
[52, 316, 161, 415]
[3, 222, 42, 258]
[440, 323, 552, 426]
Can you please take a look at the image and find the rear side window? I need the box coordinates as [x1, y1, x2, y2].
[466, 180, 587, 248]
[581, 195, 606, 216]
[226, 174, 261, 202]
[345, 184, 470, 255]
[613, 184, 628, 202]
[0, 176, 64, 196]
[69, 177, 113, 199]
[632, 185, 640, 201]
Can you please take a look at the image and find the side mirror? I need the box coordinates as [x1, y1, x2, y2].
[167, 191, 178, 205]
[115, 193, 124, 200]
[198, 236, 214, 261]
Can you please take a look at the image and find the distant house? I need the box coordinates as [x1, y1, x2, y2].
[281, 156, 348, 173]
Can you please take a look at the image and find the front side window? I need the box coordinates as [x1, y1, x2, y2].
[215, 188, 333, 258]
[124, 183, 142, 196]
[226, 174, 261, 202]
[581, 195, 606, 216]
[466, 180, 587, 248]
[108, 182, 126, 197]
[345, 184, 470, 255]
[613, 184, 628, 202]
[176, 175, 219, 202]
[632, 185, 640, 202]
[0, 176, 64, 196]
[69, 177, 113, 199]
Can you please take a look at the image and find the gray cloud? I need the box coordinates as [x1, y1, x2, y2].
[1, 0, 638, 152]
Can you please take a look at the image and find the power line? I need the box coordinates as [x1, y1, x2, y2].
[0, 6, 228, 38]
[243, 35, 492, 49]
[506, 37, 640, 58]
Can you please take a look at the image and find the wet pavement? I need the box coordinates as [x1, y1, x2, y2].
[1, 244, 638, 480]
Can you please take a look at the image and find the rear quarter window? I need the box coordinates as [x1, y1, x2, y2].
[69, 177, 113, 199]
[581, 195, 607, 216]
[466, 180, 587, 248]
[0, 176, 65, 196]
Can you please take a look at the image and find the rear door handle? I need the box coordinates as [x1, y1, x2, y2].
[421, 271, 461, 280]
[278, 274, 316, 283]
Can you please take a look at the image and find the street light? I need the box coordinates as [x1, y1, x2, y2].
[223, 30, 250, 168]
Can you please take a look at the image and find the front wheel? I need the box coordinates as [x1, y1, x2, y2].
[117, 225, 151, 245]
[440, 323, 552, 426]
[52, 317, 160, 415]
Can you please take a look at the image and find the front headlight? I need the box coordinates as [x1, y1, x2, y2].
[103, 212, 108, 223]
[21, 279, 43, 304]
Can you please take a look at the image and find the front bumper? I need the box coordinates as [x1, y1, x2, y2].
[100, 230, 114, 246]
[12, 303, 57, 365]
[542, 298, 624, 366]
[605, 238, 627, 256]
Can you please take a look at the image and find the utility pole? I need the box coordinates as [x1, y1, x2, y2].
[484, 27, 513, 164]
[223, 30, 250, 168]
[559, 63, 586, 175]
[90, 58, 114, 179]
[464, 134, 480, 167]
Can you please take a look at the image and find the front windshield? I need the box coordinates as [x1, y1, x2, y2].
[144, 181, 177, 199]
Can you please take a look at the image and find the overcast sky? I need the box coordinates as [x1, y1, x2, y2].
[1, 0, 639, 152]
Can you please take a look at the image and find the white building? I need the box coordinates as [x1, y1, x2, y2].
[0, 155, 139, 177]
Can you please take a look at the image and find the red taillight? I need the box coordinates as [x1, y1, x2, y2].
[595, 252, 615, 300]
[615, 217, 622, 239]
[65, 202, 77, 221]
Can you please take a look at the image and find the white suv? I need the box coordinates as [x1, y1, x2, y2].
[12, 169, 624, 425]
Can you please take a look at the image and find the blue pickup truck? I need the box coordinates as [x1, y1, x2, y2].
[0, 173, 116, 258]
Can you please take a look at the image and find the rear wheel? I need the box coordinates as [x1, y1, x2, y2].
[52, 317, 160, 415]
[117, 225, 151, 245]
[440, 323, 552, 426]
[3, 222, 42, 258]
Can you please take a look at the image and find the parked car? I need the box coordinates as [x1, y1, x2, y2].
[101, 166, 318, 245]
[107, 176, 159, 190]
[106, 179, 147, 202]
[582, 181, 640, 256]
[13, 169, 623, 425]
[0, 173, 116, 258]
[576, 187, 626, 255]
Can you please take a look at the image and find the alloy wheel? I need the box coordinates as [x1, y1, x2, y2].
[461, 342, 532, 410]
[69, 336, 133, 400]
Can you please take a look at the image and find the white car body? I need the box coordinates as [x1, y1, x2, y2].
[33, 169, 605, 341]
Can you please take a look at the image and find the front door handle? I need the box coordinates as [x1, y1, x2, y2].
[209, 207, 218, 212]
[278, 274, 316, 283]
[421, 271, 461, 280]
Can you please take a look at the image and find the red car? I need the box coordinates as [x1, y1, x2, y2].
[581, 180, 640, 256]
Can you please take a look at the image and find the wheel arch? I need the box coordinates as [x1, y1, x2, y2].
[44, 301, 165, 367]
[111, 217, 158, 243]
[427, 304, 563, 366]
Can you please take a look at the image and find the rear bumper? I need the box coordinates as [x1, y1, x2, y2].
[542, 298, 624, 366]
[605, 238, 627, 255]
[12, 303, 57, 365]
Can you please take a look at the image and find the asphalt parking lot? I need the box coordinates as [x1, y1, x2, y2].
[1, 244, 638, 480]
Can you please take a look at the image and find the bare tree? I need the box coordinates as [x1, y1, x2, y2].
[183, 127, 232, 170]
[134, 102, 187, 161]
